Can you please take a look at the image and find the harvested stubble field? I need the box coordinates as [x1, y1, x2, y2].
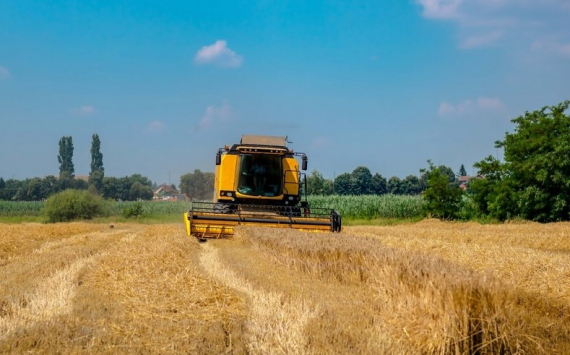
[1, 221, 569, 354]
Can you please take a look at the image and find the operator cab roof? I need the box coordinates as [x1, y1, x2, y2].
[230, 135, 290, 154]
[240, 135, 287, 147]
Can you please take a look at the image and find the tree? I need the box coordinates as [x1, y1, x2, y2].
[387, 176, 402, 195]
[470, 156, 515, 220]
[474, 100, 570, 222]
[438, 165, 458, 187]
[350, 166, 373, 195]
[306, 170, 333, 195]
[58, 136, 74, 180]
[101, 174, 154, 201]
[421, 160, 462, 219]
[128, 174, 153, 188]
[12, 187, 26, 201]
[401, 175, 422, 195]
[370, 173, 387, 195]
[89, 134, 104, 193]
[26, 177, 43, 201]
[334, 173, 352, 195]
[179, 169, 215, 200]
[0, 179, 19, 200]
[129, 182, 153, 200]
[458, 164, 468, 177]
[43, 175, 58, 197]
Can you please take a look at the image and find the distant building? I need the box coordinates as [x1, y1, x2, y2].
[458, 175, 484, 191]
[153, 184, 186, 201]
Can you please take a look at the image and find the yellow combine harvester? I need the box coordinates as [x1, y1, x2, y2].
[184, 135, 341, 239]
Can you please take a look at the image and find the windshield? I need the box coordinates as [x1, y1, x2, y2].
[237, 154, 282, 196]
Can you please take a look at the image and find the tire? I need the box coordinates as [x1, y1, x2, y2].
[332, 211, 342, 232]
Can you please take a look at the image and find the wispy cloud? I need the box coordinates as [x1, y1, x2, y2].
[144, 120, 166, 134]
[532, 39, 570, 58]
[417, 0, 463, 19]
[194, 40, 243, 68]
[415, 0, 570, 55]
[0, 65, 10, 79]
[438, 97, 506, 117]
[460, 31, 503, 49]
[69, 105, 95, 117]
[196, 100, 233, 131]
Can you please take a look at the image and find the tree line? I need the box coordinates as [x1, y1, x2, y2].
[0, 134, 155, 201]
[176, 164, 463, 201]
[176, 100, 570, 223]
[305, 165, 459, 196]
[3, 100, 568, 224]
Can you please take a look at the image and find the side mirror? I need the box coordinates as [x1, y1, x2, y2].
[216, 153, 221, 166]
[302, 155, 308, 171]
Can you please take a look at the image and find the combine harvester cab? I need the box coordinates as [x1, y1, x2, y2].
[184, 135, 341, 239]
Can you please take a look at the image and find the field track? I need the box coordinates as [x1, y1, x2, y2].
[1, 221, 569, 354]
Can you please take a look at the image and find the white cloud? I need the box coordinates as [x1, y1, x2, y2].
[438, 97, 505, 117]
[69, 105, 95, 117]
[438, 100, 474, 116]
[477, 97, 505, 110]
[196, 100, 233, 131]
[0, 66, 10, 79]
[144, 120, 166, 134]
[532, 39, 570, 57]
[194, 40, 244, 68]
[416, 0, 570, 54]
[460, 31, 503, 49]
[417, 0, 463, 19]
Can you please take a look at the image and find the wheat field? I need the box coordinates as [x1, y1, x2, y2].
[1, 221, 569, 354]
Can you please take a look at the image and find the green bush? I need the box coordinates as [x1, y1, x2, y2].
[456, 195, 479, 221]
[122, 201, 144, 219]
[421, 161, 462, 220]
[43, 189, 108, 222]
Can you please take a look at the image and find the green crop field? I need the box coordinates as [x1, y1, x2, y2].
[308, 194, 423, 219]
[0, 195, 423, 222]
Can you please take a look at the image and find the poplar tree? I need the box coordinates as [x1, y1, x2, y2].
[89, 134, 104, 192]
[58, 136, 74, 180]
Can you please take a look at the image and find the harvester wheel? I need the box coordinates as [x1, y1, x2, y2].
[332, 211, 342, 232]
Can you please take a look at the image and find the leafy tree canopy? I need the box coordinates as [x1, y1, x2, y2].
[370, 173, 387, 195]
[421, 160, 462, 220]
[179, 169, 215, 201]
[306, 170, 333, 195]
[350, 166, 373, 195]
[334, 173, 352, 195]
[472, 100, 570, 222]
[89, 134, 104, 192]
[401, 175, 422, 195]
[387, 176, 402, 195]
[58, 136, 74, 180]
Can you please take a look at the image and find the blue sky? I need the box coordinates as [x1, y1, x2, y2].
[1, 0, 569, 185]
